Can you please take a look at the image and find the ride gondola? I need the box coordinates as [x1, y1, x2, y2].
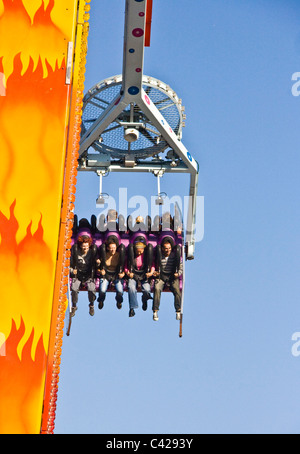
[67, 0, 198, 338]
[70, 210, 183, 289]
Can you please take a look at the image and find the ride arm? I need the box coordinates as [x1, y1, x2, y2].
[185, 172, 199, 260]
[79, 94, 128, 156]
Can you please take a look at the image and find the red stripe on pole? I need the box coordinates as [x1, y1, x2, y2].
[145, 0, 153, 47]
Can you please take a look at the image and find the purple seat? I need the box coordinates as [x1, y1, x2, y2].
[70, 215, 184, 293]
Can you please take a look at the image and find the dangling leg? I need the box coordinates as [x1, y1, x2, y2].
[127, 278, 138, 316]
[115, 278, 124, 309]
[70, 278, 81, 316]
[98, 278, 108, 309]
[141, 279, 152, 311]
[152, 278, 164, 321]
[169, 278, 182, 318]
[87, 278, 96, 316]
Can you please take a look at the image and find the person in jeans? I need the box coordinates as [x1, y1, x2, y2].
[70, 235, 98, 316]
[97, 237, 125, 310]
[152, 239, 182, 321]
[125, 240, 154, 317]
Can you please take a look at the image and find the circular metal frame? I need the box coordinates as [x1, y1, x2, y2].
[81, 75, 185, 159]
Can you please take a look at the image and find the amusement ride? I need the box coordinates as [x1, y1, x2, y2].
[0, 0, 198, 434]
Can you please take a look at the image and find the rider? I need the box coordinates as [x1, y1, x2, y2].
[97, 237, 125, 310]
[152, 238, 182, 321]
[70, 234, 98, 316]
[125, 239, 154, 317]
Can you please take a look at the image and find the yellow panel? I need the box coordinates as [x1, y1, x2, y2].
[0, 0, 90, 434]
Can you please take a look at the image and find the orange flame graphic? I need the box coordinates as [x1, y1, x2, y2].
[0, 201, 53, 358]
[0, 318, 46, 434]
[0, 0, 89, 434]
[0, 201, 54, 358]
[0, 0, 76, 81]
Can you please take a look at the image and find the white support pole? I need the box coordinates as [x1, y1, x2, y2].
[138, 88, 198, 174]
[99, 171, 103, 195]
[122, 0, 147, 95]
[157, 172, 161, 195]
[185, 172, 199, 259]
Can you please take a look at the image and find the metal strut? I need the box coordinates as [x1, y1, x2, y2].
[179, 243, 186, 338]
[96, 170, 108, 205]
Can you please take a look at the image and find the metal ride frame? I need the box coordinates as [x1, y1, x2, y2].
[79, 0, 199, 260]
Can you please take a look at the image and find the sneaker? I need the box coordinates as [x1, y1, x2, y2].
[129, 308, 135, 317]
[116, 293, 123, 309]
[89, 305, 95, 316]
[176, 312, 181, 320]
[153, 311, 159, 321]
[142, 292, 152, 311]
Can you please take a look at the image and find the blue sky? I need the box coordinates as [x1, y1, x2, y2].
[55, 0, 300, 434]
